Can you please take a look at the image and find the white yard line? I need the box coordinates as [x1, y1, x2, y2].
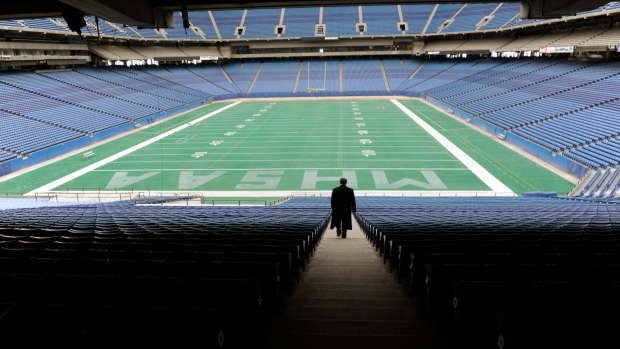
[90, 168, 472, 172]
[391, 99, 514, 194]
[26, 190, 517, 198]
[28, 102, 241, 194]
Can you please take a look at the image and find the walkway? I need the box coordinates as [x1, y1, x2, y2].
[265, 215, 450, 349]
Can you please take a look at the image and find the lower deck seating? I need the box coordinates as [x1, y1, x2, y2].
[2, 195, 620, 347]
[453, 281, 620, 348]
[1, 302, 225, 348]
[0, 199, 330, 348]
[496, 311, 620, 349]
[354, 196, 620, 349]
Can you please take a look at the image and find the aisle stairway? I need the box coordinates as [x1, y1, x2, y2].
[265, 215, 450, 349]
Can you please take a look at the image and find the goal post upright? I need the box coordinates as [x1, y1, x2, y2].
[307, 61, 327, 92]
[322, 61, 326, 90]
[308, 60, 310, 92]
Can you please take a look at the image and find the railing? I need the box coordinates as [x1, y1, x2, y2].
[2, 191, 294, 207]
[291, 191, 519, 197]
[201, 197, 292, 206]
[1, 190, 529, 208]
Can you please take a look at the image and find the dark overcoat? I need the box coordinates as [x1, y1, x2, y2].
[330, 185, 356, 230]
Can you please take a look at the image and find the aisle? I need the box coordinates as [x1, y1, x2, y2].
[265, 215, 450, 349]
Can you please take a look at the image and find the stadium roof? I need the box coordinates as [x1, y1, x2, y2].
[0, 0, 612, 30]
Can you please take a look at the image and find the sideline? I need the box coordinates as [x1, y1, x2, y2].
[418, 98, 578, 184]
[391, 99, 514, 194]
[0, 102, 217, 183]
[28, 102, 241, 194]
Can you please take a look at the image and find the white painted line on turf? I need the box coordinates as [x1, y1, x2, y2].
[25, 190, 517, 197]
[28, 102, 241, 194]
[90, 168, 471, 172]
[390, 99, 514, 194]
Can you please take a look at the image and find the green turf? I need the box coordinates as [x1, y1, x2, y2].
[0, 103, 231, 195]
[399, 100, 574, 194]
[0, 99, 575, 196]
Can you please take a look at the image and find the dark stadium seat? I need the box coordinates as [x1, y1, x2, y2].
[452, 281, 620, 349]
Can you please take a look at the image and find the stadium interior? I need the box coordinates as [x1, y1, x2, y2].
[1, 1, 620, 348]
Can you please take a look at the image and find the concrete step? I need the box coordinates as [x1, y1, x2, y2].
[281, 305, 421, 321]
[270, 318, 431, 336]
[308, 258, 384, 266]
[266, 215, 447, 349]
[293, 282, 400, 292]
[301, 268, 395, 277]
[310, 254, 381, 261]
[304, 265, 390, 273]
[266, 333, 446, 349]
[315, 248, 375, 254]
[301, 276, 398, 284]
[287, 296, 417, 308]
[312, 247, 376, 254]
[293, 287, 406, 299]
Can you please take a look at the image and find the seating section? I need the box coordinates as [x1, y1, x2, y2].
[183, 64, 239, 94]
[573, 166, 620, 198]
[113, 66, 207, 102]
[382, 57, 424, 90]
[211, 10, 245, 39]
[425, 58, 563, 105]
[27, 71, 157, 120]
[361, 5, 402, 36]
[482, 2, 521, 30]
[221, 61, 262, 94]
[0, 197, 330, 347]
[162, 12, 204, 39]
[342, 59, 386, 92]
[0, 112, 83, 157]
[154, 65, 230, 95]
[242, 8, 282, 39]
[22, 18, 69, 32]
[0, 79, 128, 134]
[299, 59, 340, 92]
[442, 3, 499, 33]
[575, 1, 620, 15]
[581, 26, 620, 47]
[84, 16, 128, 37]
[183, 11, 219, 39]
[401, 58, 482, 92]
[72, 67, 185, 109]
[88, 45, 147, 61]
[399, 59, 454, 91]
[425, 4, 463, 34]
[354, 196, 620, 348]
[11, 4, 615, 41]
[130, 27, 165, 39]
[456, 38, 514, 52]
[2, 56, 620, 174]
[322, 6, 359, 37]
[0, 20, 25, 28]
[251, 60, 299, 93]
[424, 58, 620, 170]
[280, 7, 319, 38]
[2, 194, 619, 347]
[0, 65, 219, 164]
[400, 4, 439, 34]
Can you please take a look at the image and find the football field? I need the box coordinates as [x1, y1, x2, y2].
[0, 98, 576, 197]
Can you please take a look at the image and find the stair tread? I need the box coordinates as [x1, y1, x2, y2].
[265, 215, 447, 349]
